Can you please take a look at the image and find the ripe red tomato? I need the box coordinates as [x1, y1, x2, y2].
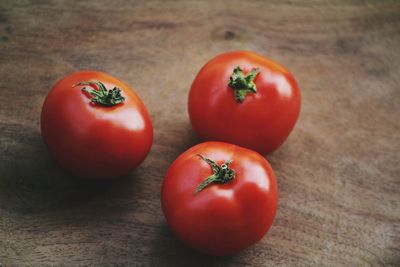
[188, 50, 301, 154]
[41, 71, 153, 179]
[161, 141, 278, 256]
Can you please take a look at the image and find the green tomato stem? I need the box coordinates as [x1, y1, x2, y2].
[195, 154, 235, 195]
[74, 81, 125, 107]
[228, 66, 260, 103]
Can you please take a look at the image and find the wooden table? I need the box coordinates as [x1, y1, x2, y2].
[0, 1, 399, 266]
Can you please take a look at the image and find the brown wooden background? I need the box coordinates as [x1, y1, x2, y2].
[0, 0, 399, 266]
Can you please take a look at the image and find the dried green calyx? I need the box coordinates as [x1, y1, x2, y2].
[74, 81, 125, 107]
[195, 154, 235, 195]
[228, 66, 260, 103]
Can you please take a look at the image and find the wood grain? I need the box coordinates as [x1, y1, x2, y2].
[0, 0, 399, 266]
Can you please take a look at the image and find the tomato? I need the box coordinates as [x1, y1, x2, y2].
[161, 141, 278, 256]
[41, 71, 153, 179]
[188, 50, 301, 154]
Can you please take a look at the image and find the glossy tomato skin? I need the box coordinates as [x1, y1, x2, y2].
[188, 50, 301, 154]
[41, 71, 153, 179]
[161, 141, 278, 256]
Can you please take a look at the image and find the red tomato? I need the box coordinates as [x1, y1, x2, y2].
[41, 71, 153, 179]
[161, 141, 278, 256]
[188, 50, 301, 154]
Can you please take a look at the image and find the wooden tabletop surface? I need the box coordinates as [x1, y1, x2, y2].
[0, 0, 399, 266]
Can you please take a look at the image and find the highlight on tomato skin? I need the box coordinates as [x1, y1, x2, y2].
[188, 50, 301, 155]
[161, 141, 278, 256]
[40, 70, 153, 179]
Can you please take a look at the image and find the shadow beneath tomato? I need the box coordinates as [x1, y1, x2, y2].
[0, 122, 142, 215]
[149, 223, 241, 266]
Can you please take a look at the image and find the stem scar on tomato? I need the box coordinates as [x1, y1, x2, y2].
[73, 81, 125, 107]
[195, 154, 235, 195]
[228, 66, 260, 103]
